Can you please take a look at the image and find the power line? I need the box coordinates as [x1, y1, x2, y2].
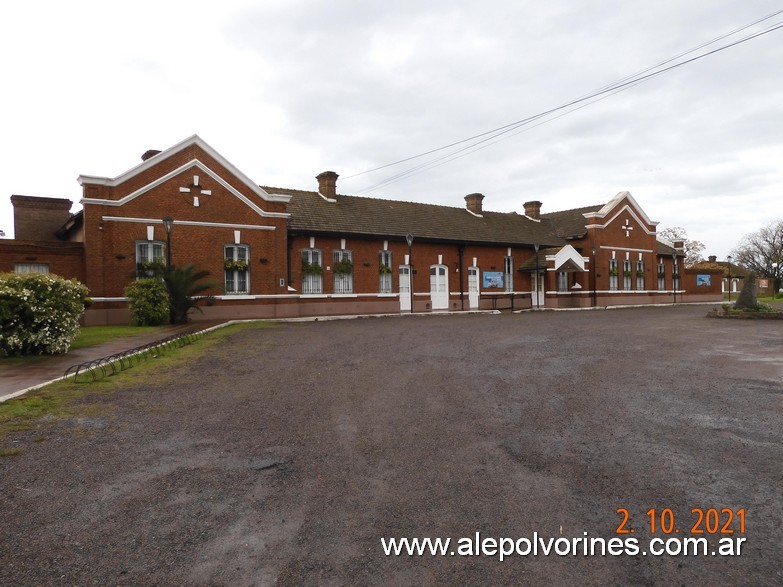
[346, 12, 783, 193]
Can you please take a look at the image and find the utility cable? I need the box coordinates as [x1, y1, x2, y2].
[354, 20, 783, 193]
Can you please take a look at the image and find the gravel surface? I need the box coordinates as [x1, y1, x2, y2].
[1, 306, 781, 586]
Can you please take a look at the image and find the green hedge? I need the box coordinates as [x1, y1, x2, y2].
[125, 278, 170, 326]
[0, 273, 89, 356]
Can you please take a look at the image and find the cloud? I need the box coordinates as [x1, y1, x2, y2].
[1, 0, 781, 261]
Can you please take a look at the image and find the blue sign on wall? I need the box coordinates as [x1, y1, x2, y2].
[483, 272, 504, 288]
[696, 274, 711, 286]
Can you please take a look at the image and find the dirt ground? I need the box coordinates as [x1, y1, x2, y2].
[1, 306, 781, 586]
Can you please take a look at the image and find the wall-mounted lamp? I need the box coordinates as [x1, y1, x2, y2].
[162, 216, 173, 270]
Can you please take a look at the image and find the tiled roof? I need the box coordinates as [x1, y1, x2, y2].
[656, 240, 685, 257]
[517, 248, 559, 271]
[689, 260, 748, 277]
[265, 187, 565, 247]
[541, 205, 603, 239]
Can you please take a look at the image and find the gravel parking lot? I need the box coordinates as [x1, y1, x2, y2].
[1, 306, 781, 586]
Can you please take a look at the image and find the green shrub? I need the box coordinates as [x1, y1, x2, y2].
[125, 278, 170, 326]
[0, 273, 89, 356]
[163, 264, 219, 324]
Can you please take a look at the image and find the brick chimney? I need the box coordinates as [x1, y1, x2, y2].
[317, 171, 339, 200]
[141, 149, 161, 161]
[524, 201, 542, 220]
[11, 195, 73, 241]
[708, 255, 717, 263]
[465, 193, 484, 215]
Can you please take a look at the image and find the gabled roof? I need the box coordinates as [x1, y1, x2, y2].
[78, 134, 290, 205]
[541, 204, 603, 239]
[265, 187, 565, 247]
[584, 191, 658, 226]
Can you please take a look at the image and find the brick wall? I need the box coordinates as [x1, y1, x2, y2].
[80, 143, 289, 299]
[0, 240, 85, 282]
[11, 195, 73, 241]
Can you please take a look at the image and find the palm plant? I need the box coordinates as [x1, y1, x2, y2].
[163, 264, 221, 324]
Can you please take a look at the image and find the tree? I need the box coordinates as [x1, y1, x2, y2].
[658, 227, 705, 267]
[731, 219, 783, 297]
[163, 264, 220, 324]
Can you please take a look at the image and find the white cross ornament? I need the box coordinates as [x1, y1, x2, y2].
[621, 219, 634, 237]
[179, 175, 212, 207]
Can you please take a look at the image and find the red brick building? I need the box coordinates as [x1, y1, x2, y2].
[0, 135, 722, 324]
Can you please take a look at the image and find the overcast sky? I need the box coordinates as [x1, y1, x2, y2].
[1, 1, 781, 258]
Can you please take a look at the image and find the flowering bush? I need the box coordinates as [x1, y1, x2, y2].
[124, 278, 170, 326]
[224, 259, 249, 271]
[0, 272, 89, 356]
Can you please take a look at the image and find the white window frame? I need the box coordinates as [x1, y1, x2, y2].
[136, 240, 166, 278]
[636, 260, 645, 290]
[333, 249, 353, 294]
[609, 259, 619, 291]
[14, 263, 49, 274]
[623, 259, 632, 291]
[302, 249, 323, 294]
[658, 260, 665, 290]
[503, 256, 514, 292]
[379, 250, 393, 293]
[224, 244, 250, 294]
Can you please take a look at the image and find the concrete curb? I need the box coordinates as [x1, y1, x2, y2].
[512, 301, 723, 313]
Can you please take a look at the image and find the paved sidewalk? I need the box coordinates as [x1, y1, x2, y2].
[0, 323, 218, 401]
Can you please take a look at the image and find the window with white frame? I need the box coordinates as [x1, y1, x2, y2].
[557, 271, 568, 292]
[623, 259, 632, 290]
[503, 256, 514, 292]
[658, 260, 665, 290]
[636, 260, 645, 290]
[609, 259, 618, 291]
[379, 250, 393, 293]
[302, 249, 323, 294]
[14, 263, 49, 274]
[136, 241, 166, 278]
[333, 249, 353, 294]
[224, 244, 250, 294]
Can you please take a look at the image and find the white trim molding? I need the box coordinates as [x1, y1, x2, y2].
[82, 159, 289, 219]
[599, 245, 653, 253]
[583, 192, 659, 235]
[102, 216, 276, 231]
[78, 134, 290, 204]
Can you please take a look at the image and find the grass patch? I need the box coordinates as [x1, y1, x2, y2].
[0, 321, 277, 444]
[68, 325, 167, 351]
[0, 325, 168, 367]
[0, 447, 22, 457]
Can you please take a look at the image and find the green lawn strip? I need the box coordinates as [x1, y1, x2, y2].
[68, 325, 167, 351]
[0, 321, 275, 455]
[0, 325, 169, 367]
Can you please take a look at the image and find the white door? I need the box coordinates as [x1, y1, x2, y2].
[430, 265, 448, 310]
[467, 266, 480, 310]
[399, 265, 411, 312]
[533, 272, 545, 308]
